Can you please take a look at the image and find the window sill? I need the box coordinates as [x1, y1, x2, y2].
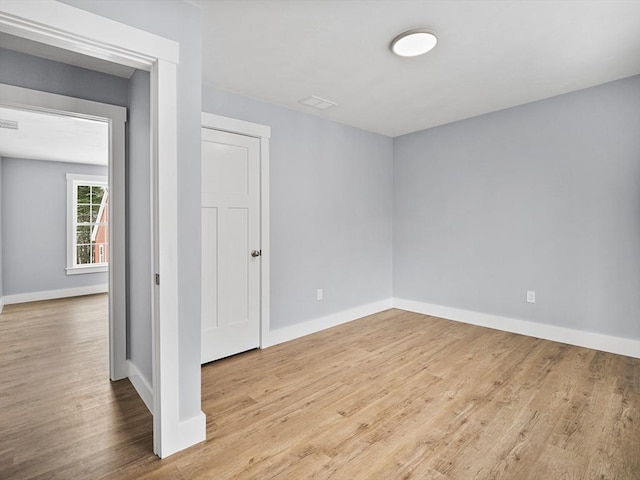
[66, 265, 108, 275]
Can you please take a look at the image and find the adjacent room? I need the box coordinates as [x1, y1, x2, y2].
[0, 1, 638, 479]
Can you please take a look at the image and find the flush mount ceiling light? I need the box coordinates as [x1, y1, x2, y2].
[391, 29, 437, 57]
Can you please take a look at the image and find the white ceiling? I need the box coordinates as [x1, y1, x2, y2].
[192, 0, 640, 137]
[1, 0, 637, 148]
[0, 107, 108, 166]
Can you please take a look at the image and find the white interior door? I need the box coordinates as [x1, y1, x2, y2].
[201, 128, 261, 364]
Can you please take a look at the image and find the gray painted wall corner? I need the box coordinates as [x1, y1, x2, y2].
[393, 75, 640, 340]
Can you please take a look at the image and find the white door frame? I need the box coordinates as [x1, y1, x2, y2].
[0, 0, 195, 458]
[201, 113, 271, 347]
[0, 83, 127, 381]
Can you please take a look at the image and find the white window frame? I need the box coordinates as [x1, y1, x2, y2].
[66, 173, 108, 275]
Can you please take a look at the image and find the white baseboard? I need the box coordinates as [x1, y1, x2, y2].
[3, 284, 108, 305]
[0, 297, 4, 314]
[178, 410, 207, 451]
[393, 298, 640, 359]
[264, 299, 393, 348]
[127, 360, 154, 414]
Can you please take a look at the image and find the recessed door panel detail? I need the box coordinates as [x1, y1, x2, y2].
[202, 142, 248, 196]
[201, 207, 218, 331]
[227, 208, 249, 325]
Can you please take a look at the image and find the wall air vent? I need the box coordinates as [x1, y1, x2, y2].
[0, 119, 19, 130]
[298, 95, 337, 110]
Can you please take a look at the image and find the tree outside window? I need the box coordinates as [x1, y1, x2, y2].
[66, 174, 108, 274]
[75, 184, 109, 265]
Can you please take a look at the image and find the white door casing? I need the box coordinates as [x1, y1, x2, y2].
[201, 113, 271, 361]
[201, 129, 260, 363]
[0, 0, 203, 459]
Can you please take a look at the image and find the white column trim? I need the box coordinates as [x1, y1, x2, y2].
[151, 58, 182, 456]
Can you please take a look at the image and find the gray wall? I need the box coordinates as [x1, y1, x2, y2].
[1, 158, 108, 295]
[0, 49, 129, 298]
[127, 69, 152, 382]
[394, 75, 640, 340]
[202, 87, 394, 330]
[60, 0, 204, 420]
[0, 48, 128, 107]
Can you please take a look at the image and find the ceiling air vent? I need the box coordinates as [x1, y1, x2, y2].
[298, 95, 337, 110]
[0, 119, 19, 130]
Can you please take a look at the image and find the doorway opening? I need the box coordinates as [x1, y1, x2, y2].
[0, 84, 127, 380]
[0, 0, 196, 457]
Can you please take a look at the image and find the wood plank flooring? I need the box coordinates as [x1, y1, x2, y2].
[0, 295, 154, 480]
[1, 295, 638, 479]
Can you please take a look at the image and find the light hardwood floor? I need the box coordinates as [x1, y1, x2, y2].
[1, 295, 638, 479]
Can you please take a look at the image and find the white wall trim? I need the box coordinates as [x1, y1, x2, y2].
[3, 284, 108, 305]
[264, 299, 393, 348]
[393, 298, 640, 359]
[0, 0, 178, 68]
[0, 297, 4, 314]
[0, 84, 127, 123]
[128, 360, 153, 414]
[178, 411, 207, 452]
[151, 58, 183, 458]
[65, 265, 109, 276]
[0, 0, 186, 458]
[259, 137, 271, 351]
[201, 112, 271, 139]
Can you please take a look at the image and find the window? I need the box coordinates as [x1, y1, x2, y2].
[66, 174, 109, 275]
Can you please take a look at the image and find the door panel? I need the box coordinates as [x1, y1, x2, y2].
[227, 207, 249, 325]
[201, 129, 261, 364]
[201, 207, 218, 331]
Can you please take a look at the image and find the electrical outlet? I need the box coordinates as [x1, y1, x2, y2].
[317, 289, 323, 301]
[527, 290, 536, 303]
